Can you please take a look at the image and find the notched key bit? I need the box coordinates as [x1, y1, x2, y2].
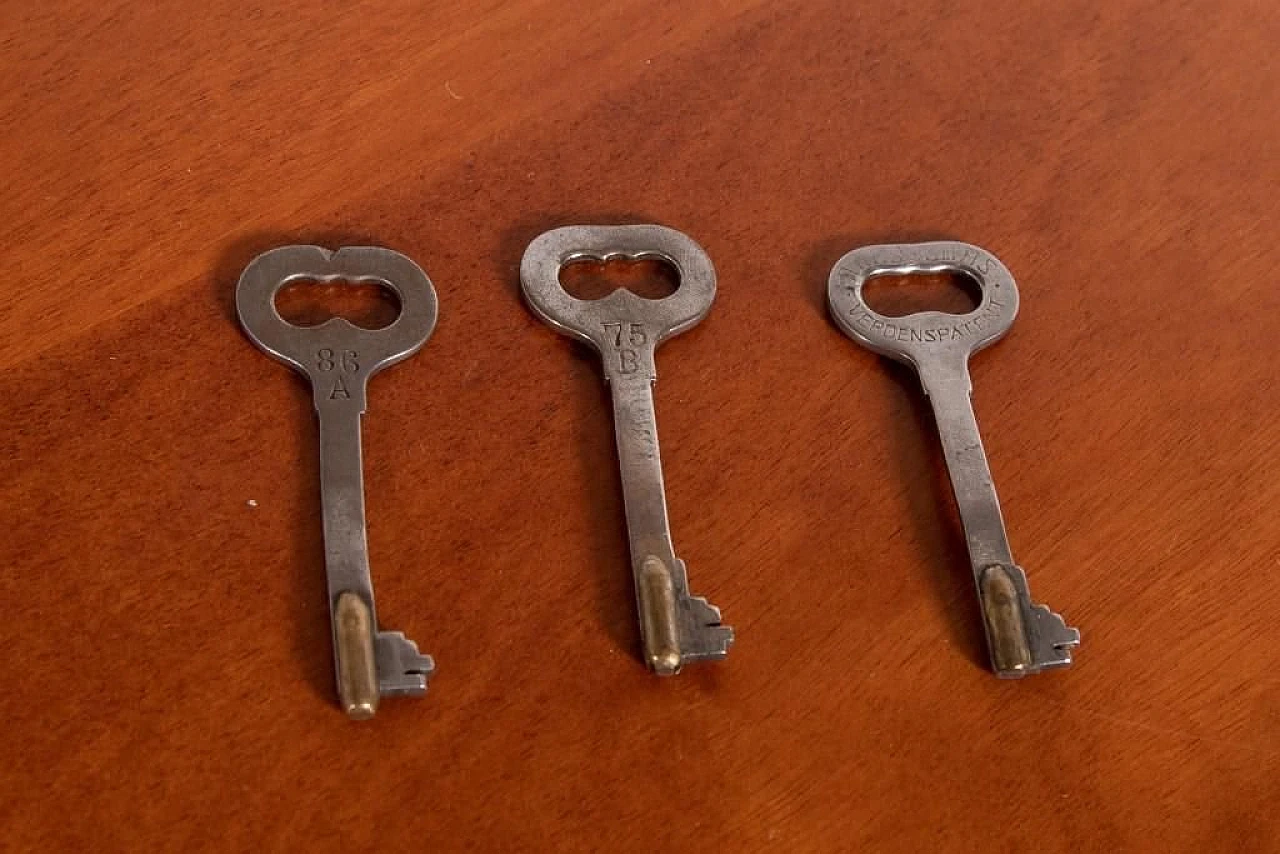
[827, 240, 1080, 678]
[236, 245, 438, 717]
[521, 224, 733, 675]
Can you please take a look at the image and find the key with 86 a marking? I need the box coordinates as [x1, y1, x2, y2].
[237, 245, 437, 718]
[521, 225, 733, 675]
[827, 241, 1079, 678]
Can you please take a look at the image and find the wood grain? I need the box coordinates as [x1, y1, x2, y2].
[2, 1, 1277, 851]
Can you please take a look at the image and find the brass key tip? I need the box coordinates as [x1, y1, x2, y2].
[638, 556, 682, 676]
[648, 650, 682, 676]
[335, 591, 381, 719]
[979, 565, 1033, 677]
[344, 700, 378, 721]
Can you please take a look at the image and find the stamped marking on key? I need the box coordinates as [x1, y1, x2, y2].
[828, 241, 1079, 678]
[521, 224, 733, 675]
[843, 298, 1010, 346]
[237, 245, 438, 717]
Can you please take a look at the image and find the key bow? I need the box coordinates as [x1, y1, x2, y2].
[237, 245, 438, 407]
[827, 241, 1019, 371]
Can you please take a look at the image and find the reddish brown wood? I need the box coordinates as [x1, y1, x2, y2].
[2, 1, 1277, 850]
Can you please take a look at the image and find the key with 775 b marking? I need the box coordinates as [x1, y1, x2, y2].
[521, 224, 733, 675]
[827, 241, 1079, 677]
[237, 245, 437, 718]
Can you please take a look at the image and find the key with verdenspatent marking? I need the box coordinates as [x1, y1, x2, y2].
[237, 245, 437, 718]
[827, 240, 1079, 678]
[521, 224, 733, 675]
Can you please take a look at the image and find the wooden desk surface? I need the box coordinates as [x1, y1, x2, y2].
[4, 2, 1277, 851]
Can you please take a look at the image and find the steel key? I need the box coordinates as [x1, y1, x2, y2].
[827, 241, 1079, 677]
[237, 245, 437, 717]
[521, 224, 733, 675]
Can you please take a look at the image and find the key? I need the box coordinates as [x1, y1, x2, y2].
[521, 224, 733, 675]
[827, 241, 1080, 678]
[237, 245, 437, 717]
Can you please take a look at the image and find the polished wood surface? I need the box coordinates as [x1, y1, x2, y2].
[4, 2, 1277, 851]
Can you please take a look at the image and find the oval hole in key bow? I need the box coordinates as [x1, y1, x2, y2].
[274, 277, 403, 330]
[559, 255, 680, 301]
[862, 271, 981, 317]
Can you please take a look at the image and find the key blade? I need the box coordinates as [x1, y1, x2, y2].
[672, 560, 734, 664]
[678, 601, 734, 663]
[375, 631, 435, 697]
[1027, 603, 1081, 669]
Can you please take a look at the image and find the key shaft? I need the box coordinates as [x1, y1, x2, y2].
[917, 360, 1013, 571]
[318, 397, 376, 602]
[608, 362, 684, 673]
[314, 394, 388, 716]
[918, 360, 1043, 675]
[608, 356, 676, 569]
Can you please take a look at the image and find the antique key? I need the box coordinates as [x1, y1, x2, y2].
[237, 245, 437, 717]
[521, 225, 733, 675]
[827, 241, 1079, 677]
